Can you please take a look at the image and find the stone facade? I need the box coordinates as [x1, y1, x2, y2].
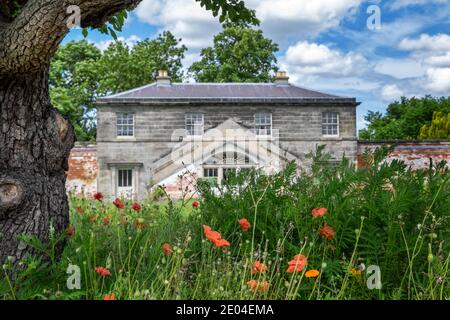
[94, 72, 358, 200]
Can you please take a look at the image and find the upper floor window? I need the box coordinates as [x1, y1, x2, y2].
[185, 113, 204, 136]
[117, 113, 134, 137]
[255, 113, 272, 136]
[322, 112, 339, 136]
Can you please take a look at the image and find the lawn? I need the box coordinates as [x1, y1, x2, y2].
[1, 146, 449, 300]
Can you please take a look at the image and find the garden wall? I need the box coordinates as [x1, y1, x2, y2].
[66, 141, 450, 197]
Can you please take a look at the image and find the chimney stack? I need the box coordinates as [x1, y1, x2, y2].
[156, 69, 171, 86]
[274, 70, 289, 86]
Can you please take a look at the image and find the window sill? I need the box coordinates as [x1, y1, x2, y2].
[116, 136, 136, 141]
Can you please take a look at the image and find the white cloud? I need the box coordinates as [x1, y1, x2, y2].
[284, 41, 367, 76]
[381, 84, 404, 101]
[399, 34, 450, 51]
[94, 35, 142, 51]
[374, 58, 426, 79]
[423, 68, 450, 93]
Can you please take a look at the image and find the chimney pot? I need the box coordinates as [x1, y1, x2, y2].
[275, 70, 289, 86]
[156, 69, 171, 86]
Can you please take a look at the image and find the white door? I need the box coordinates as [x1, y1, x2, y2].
[117, 168, 133, 199]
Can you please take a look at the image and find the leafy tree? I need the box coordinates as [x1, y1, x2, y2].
[419, 112, 450, 139]
[49, 32, 187, 141]
[0, 0, 257, 265]
[359, 96, 450, 140]
[189, 22, 279, 82]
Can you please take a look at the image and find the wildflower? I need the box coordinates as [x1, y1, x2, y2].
[95, 266, 111, 277]
[286, 254, 308, 273]
[203, 225, 230, 248]
[94, 192, 104, 202]
[67, 225, 75, 237]
[252, 260, 268, 274]
[134, 218, 146, 230]
[319, 224, 336, 240]
[238, 218, 251, 232]
[103, 293, 115, 300]
[162, 243, 172, 256]
[311, 207, 327, 218]
[76, 207, 83, 215]
[102, 216, 111, 226]
[113, 198, 125, 209]
[192, 200, 200, 208]
[246, 280, 269, 292]
[305, 269, 320, 278]
[132, 203, 142, 212]
[89, 214, 98, 223]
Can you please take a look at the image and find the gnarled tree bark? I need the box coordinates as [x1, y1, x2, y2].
[0, 0, 142, 265]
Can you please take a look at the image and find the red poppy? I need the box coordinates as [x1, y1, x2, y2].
[95, 266, 111, 277]
[76, 207, 83, 215]
[319, 224, 336, 240]
[104, 293, 115, 300]
[203, 225, 230, 248]
[102, 216, 111, 226]
[94, 192, 104, 202]
[246, 280, 269, 292]
[67, 225, 75, 237]
[162, 243, 172, 256]
[311, 207, 327, 218]
[113, 198, 125, 209]
[238, 218, 251, 232]
[132, 203, 141, 212]
[192, 201, 200, 208]
[286, 254, 308, 273]
[252, 260, 268, 274]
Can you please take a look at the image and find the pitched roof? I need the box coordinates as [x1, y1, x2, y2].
[97, 83, 356, 105]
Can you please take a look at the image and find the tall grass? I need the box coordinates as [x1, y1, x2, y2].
[1, 146, 449, 300]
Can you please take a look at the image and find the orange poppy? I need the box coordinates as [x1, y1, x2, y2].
[213, 238, 231, 247]
[286, 254, 308, 273]
[238, 218, 251, 232]
[311, 207, 327, 218]
[203, 225, 230, 248]
[252, 260, 268, 274]
[319, 224, 336, 240]
[162, 243, 172, 256]
[102, 216, 111, 226]
[95, 266, 111, 277]
[246, 280, 269, 292]
[305, 269, 320, 278]
[104, 293, 115, 300]
[192, 201, 200, 208]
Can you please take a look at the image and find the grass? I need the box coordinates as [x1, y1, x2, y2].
[0, 145, 449, 300]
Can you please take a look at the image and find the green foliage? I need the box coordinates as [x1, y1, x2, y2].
[359, 96, 450, 140]
[1, 147, 449, 300]
[419, 112, 450, 139]
[189, 23, 279, 82]
[49, 32, 186, 141]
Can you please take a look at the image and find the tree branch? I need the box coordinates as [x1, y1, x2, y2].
[0, 0, 142, 76]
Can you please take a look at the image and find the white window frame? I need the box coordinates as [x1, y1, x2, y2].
[185, 113, 204, 136]
[116, 113, 135, 138]
[255, 113, 272, 136]
[322, 112, 339, 137]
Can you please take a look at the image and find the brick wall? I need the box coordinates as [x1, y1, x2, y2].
[66, 141, 450, 198]
[66, 144, 98, 197]
[357, 141, 450, 170]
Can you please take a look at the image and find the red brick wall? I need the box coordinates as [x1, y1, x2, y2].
[66, 144, 98, 197]
[357, 141, 450, 170]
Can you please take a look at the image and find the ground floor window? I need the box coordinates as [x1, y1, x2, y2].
[118, 169, 133, 187]
[203, 166, 253, 184]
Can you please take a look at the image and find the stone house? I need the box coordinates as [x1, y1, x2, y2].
[95, 70, 358, 200]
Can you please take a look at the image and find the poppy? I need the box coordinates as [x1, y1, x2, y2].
[132, 203, 141, 212]
[95, 266, 111, 277]
[162, 243, 172, 256]
[192, 200, 200, 208]
[238, 218, 251, 232]
[213, 238, 231, 247]
[104, 293, 115, 300]
[252, 260, 268, 274]
[67, 225, 75, 237]
[305, 269, 320, 278]
[94, 192, 104, 202]
[134, 219, 146, 230]
[319, 224, 336, 240]
[203, 225, 230, 248]
[102, 217, 111, 226]
[113, 198, 125, 209]
[311, 207, 327, 218]
[76, 207, 83, 215]
[287, 254, 308, 273]
[246, 280, 269, 292]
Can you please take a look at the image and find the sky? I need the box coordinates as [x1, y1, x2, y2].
[64, 0, 450, 130]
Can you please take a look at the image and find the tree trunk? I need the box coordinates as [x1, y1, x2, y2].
[0, 66, 75, 265]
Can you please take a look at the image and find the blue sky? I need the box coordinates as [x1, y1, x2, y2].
[65, 0, 450, 130]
